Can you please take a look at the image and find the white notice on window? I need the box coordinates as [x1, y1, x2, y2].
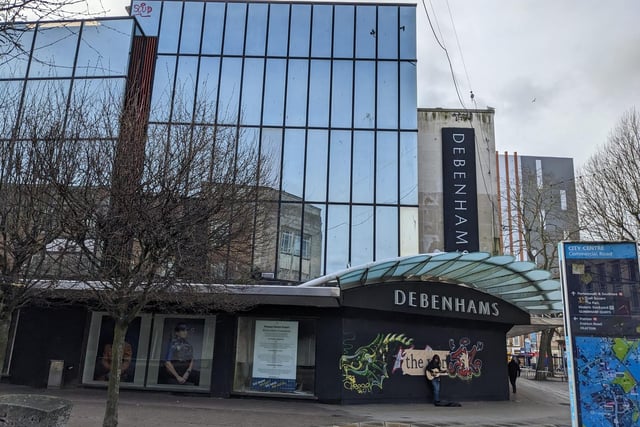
[252, 320, 298, 380]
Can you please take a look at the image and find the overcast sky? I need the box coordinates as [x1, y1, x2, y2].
[417, 0, 640, 170]
[96, 0, 640, 170]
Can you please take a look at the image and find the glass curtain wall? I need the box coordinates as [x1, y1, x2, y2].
[0, 18, 137, 277]
[140, 1, 419, 282]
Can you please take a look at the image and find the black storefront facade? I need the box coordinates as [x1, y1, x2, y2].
[6, 252, 554, 404]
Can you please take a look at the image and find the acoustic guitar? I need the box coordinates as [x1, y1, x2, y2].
[425, 368, 444, 381]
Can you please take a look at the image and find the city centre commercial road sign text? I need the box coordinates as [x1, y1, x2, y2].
[442, 128, 479, 252]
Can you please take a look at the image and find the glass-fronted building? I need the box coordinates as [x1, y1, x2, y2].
[1, 0, 563, 404]
[0, 0, 423, 400]
[1, 1, 419, 284]
[137, 0, 420, 281]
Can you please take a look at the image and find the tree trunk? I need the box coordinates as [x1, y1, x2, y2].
[103, 319, 128, 427]
[0, 313, 11, 375]
[535, 328, 554, 380]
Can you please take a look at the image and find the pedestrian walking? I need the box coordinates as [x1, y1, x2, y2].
[508, 356, 521, 393]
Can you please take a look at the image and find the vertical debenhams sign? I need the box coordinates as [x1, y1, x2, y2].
[441, 128, 479, 252]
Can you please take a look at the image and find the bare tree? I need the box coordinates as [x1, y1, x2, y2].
[50, 80, 274, 426]
[578, 108, 640, 241]
[0, 81, 84, 374]
[501, 163, 580, 380]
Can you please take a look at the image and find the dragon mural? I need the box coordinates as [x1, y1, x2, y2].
[340, 333, 413, 394]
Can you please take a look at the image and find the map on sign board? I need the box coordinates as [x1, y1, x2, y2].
[574, 336, 640, 426]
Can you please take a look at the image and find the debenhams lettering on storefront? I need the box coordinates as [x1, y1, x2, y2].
[394, 289, 499, 316]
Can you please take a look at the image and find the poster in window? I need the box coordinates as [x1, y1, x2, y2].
[82, 312, 151, 387]
[251, 320, 299, 392]
[157, 317, 205, 387]
[93, 316, 142, 383]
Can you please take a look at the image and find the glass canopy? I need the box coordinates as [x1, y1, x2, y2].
[300, 252, 563, 314]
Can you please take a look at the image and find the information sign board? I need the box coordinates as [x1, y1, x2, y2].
[560, 241, 640, 427]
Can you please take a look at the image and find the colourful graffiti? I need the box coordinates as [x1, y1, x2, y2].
[447, 337, 484, 380]
[341, 333, 485, 394]
[341, 333, 413, 394]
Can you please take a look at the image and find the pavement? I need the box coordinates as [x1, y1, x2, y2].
[0, 377, 572, 427]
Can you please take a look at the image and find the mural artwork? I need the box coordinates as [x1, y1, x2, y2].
[340, 333, 414, 394]
[341, 333, 484, 394]
[447, 337, 484, 380]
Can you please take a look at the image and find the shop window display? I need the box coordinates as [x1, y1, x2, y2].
[233, 317, 316, 396]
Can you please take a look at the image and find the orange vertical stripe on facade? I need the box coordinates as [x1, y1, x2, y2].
[495, 151, 503, 254]
[513, 152, 524, 262]
[503, 152, 514, 256]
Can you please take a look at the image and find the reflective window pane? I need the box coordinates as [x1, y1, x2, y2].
[195, 56, 220, 123]
[333, 5, 354, 58]
[224, 3, 246, 55]
[328, 131, 351, 203]
[355, 6, 376, 59]
[240, 58, 264, 126]
[331, 60, 353, 128]
[353, 61, 375, 129]
[377, 61, 398, 129]
[0, 81, 23, 138]
[0, 25, 33, 78]
[267, 4, 289, 57]
[218, 57, 242, 124]
[308, 60, 330, 127]
[172, 56, 198, 122]
[201, 2, 225, 55]
[263, 59, 285, 126]
[149, 55, 176, 122]
[400, 132, 418, 204]
[351, 206, 373, 266]
[378, 6, 398, 59]
[376, 206, 398, 260]
[285, 59, 308, 126]
[399, 7, 417, 60]
[29, 23, 80, 78]
[352, 131, 374, 204]
[245, 3, 267, 56]
[252, 200, 278, 274]
[311, 5, 332, 58]
[282, 129, 305, 198]
[238, 127, 260, 188]
[157, 2, 181, 53]
[76, 19, 133, 77]
[326, 204, 349, 273]
[400, 62, 417, 129]
[68, 78, 125, 138]
[377, 132, 398, 204]
[180, 2, 204, 54]
[303, 203, 325, 279]
[259, 128, 283, 198]
[19, 79, 71, 137]
[305, 130, 328, 202]
[278, 203, 303, 281]
[289, 5, 311, 57]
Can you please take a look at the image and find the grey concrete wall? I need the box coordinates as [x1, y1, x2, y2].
[418, 108, 499, 254]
